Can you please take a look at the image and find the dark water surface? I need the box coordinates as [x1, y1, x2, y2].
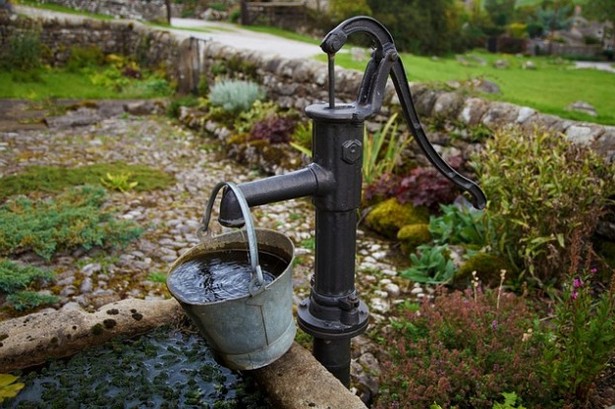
[168, 250, 287, 303]
[4, 327, 269, 409]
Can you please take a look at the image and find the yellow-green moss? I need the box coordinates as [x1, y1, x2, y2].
[397, 223, 431, 255]
[365, 198, 429, 239]
[454, 252, 513, 288]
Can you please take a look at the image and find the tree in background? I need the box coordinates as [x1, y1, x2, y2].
[484, 0, 516, 34]
[328, 0, 372, 23]
[366, 0, 469, 55]
[583, 0, 615, 56]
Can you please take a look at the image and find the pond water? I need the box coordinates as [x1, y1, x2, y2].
[4, 326, 269, 409]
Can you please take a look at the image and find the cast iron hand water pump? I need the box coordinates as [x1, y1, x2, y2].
[218, 17, 487, 386]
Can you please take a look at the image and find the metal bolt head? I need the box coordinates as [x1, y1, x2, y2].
[342, 139, 362, 164]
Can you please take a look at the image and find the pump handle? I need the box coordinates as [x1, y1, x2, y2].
[322, 16, 487, 210]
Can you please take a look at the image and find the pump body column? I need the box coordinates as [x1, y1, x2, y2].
[297, 104, 369, 386]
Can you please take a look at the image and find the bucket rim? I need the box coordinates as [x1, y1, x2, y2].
[166, 228, 295, 306]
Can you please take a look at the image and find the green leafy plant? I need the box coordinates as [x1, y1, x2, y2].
[471, 126, 615, 286]
[493, 392, 527, 409]
[0, 374, 25, 404]
[363, 113, 411, 185]
[289, 121, 313, 156]
[0, 259, 54, 294]
[401, 244, 455, 284]
[232, 100, 279, 133]
[429, 203, 489, 247]
[209, 80, 264, 113]
[6, 290, 59, 311]
[100, 172, 139, 193]
[0, 186, 142, 260]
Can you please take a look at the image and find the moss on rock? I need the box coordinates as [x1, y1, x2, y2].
[365, 198, 429, 239]
[454, 252, 513, 289]
[397, 224, 431, 255]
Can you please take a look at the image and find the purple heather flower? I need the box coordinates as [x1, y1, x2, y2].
[590, 267, 598, 274]
[491, 320, 498, 331]
[571, 290, 579, 301]
[573, 277, 583, 289]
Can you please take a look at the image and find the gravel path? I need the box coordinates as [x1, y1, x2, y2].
[0, 110, 408, 320]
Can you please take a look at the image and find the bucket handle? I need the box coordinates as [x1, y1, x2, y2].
[199, 182, 266, 296]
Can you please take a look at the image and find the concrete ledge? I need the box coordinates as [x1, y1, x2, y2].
[0, 299, 367, 408]
[252, 342, 368, 409]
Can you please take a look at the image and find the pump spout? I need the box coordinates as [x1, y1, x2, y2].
[218, 164, 335, 227]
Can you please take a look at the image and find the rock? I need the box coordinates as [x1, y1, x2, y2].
[0, 298, 183, 372]
[565, 125, 603, 146]
[124, 100, 163, 116]
[473, 78, 501, 94]
[522, 60, 537, 70]
[493, 59, 509, 69]
[567, 101, 597, 117]
[81, 263, 102, 276]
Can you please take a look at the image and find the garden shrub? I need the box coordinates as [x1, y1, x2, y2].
[209, 80, 264, 113]
[471, 126, 615, 286]
[249, 116, 296, 144]
[376, 288, 545, 409]
[66, 45, 105, 72]
[2, 31, 42, 72]
[364, 156, 464, 211]
[0, 186, 142, 260]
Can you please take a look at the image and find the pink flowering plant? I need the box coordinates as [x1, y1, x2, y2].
[539, 268, 615, 406]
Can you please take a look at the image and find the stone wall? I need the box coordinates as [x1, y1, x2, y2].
[37, 0, 168, 22]
[0, 13, 201, 92]
[2, 11, 614, 164]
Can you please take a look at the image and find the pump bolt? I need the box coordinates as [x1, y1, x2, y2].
[341, 140, 362, 164]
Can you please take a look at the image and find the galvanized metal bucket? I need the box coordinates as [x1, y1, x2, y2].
[167, 182, 296, 370]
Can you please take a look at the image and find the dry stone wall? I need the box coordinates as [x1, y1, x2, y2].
[36, 0, 168, 22]
[1, 11, 614, 164]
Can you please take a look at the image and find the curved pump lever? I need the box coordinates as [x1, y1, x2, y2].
[322, 16, 487, 210]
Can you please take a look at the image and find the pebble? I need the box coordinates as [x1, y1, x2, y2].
[80, 278, 93, 294]
[384, 283, 401, 298]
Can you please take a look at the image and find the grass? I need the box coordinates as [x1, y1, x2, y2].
[324, 50, 615, 125]
[0, 163, 174, 201]
[16, 0, 114, 20]
[0, 70, 170, 100]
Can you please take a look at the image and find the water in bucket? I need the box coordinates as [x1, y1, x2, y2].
[167, 250, 287, 303]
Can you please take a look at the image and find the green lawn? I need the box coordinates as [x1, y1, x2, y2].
[325, 51, 615, 125]
[0, 71, 171, 100]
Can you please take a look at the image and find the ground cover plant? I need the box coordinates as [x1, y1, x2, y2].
[0, 163, 174, 201]
[325, 51, 615, 126]
[376, 270, 615, 408]
[0, 185, 142, 260]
